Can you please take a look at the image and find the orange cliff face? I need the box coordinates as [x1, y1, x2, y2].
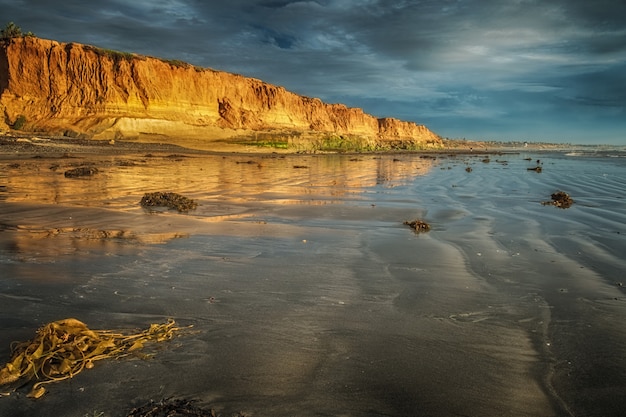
[0, 37, 441, 147]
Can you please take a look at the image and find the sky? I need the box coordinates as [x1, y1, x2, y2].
[2, 0, 625, 144]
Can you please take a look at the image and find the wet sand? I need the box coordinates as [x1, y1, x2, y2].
[0, 137, 625, 416]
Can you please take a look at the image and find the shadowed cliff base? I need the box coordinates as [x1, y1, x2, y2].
[223, 130, 442, 152]
[0, 36, 442, 151]
[0, 133, 444, 160]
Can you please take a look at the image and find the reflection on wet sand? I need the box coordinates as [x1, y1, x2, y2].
[1, 154, 436, 207]
[0, 154, 436, 259]
[0, 152, 436, 288]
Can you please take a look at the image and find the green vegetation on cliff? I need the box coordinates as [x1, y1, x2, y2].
[1, 22, 34, 40]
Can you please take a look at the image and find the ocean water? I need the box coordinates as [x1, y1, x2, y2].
[0, 149, 625, 416]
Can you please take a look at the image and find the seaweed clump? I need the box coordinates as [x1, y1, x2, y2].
[127, 398, 223, 417]
[404, 219, 431, 233]
[0, 318, 184, 398]
[64, 166, 99, 178]
[542, 191, 574, 209]
[140, 192, 197, 212]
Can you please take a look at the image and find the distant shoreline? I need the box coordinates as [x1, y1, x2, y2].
[0, 131, 582, 160]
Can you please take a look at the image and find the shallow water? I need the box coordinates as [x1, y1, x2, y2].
[1, 149, 625, 416]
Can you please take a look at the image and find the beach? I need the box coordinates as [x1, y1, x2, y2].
[1, 136, 625, 416]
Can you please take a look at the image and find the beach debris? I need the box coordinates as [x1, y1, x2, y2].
[0, 318, 185, 399]
[404, 219, 431, 233]
[542, 191, 574, 209]
[527, 159, 543, 173]
[116, 160, 137, 167]
[140, 191, 197, 212]
[126, 398, 222, 417]
[64, 166, 99, 178]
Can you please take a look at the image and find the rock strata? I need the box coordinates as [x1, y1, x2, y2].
[1, 37, 441, 148]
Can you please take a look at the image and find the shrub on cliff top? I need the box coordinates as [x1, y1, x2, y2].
[1, 22, 22, 40]
[83, 45, 136, 63]
[161, 58, 190, 68]
[1, 22, 34, 40]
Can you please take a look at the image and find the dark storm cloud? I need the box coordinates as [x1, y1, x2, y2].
[1, 0, 625, 143]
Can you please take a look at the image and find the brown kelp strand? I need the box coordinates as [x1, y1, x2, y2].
[140, 192, 198, 212]
[0, 318, 186, 398]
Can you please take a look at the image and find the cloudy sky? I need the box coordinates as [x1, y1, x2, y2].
[2, 0, 625, 144]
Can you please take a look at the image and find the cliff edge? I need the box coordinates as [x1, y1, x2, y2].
[0, 37, 441, 149]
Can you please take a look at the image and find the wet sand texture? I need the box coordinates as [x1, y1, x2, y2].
[1, 148, 625, 416]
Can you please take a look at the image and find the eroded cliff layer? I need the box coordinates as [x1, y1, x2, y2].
[0, 37, 441, 147]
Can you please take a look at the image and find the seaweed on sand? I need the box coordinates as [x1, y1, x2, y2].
[140, 192, 198, 212]
[126, 398, 223, 417]
[0, 318, 185, 398]
[126, 398, 249, 416]
[542, 191, 574, 209]
[404, 219, 431, 233]
[64, 166, 99, 178]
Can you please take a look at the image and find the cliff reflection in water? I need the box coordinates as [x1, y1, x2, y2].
[2, 153, 436, 207]
[0, 153, 436, 262]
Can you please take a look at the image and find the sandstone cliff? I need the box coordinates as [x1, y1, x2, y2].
[0, 37, 441, 148]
